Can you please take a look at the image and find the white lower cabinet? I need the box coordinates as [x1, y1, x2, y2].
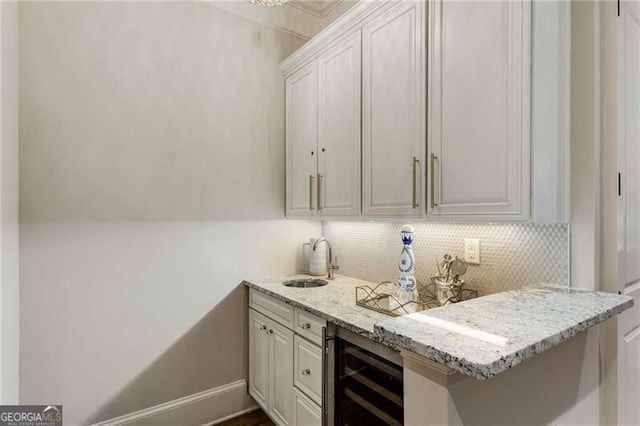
[249, 290, 325, 426]
[270, 320, 294, 425]
[249, 309, 270, 409]
[293, 388, 322, 426]
[249, 308, 293, 426]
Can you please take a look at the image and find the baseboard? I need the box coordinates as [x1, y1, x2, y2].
[91, 380, 256, 426]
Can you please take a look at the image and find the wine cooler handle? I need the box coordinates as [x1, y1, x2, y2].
[322, 326, 334, 426]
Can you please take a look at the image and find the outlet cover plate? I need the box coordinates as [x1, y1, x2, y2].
[464, 238, 480, 265]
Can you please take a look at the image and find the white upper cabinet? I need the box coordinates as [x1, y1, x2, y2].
[282, 0, 559, 222]
[427, 0, 531, 220]
[285, 32, 361, 219]
[362, 1, 425, 217]
[318, 32, 361, 217]
[286, 62, 318, 218]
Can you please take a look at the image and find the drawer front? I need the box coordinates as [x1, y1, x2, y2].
[250, 289, 294, 329]
[294, 335, 323, 405]
[295, 309, 326, 346]
[293, 388, 321, 426]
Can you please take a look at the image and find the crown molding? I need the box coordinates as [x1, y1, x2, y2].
[280, 0, 398, 76]
[204, 0, 323, 40]
[288, 0, 344, 18]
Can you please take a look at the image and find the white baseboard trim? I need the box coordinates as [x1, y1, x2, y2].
[92, 380, 255, 426]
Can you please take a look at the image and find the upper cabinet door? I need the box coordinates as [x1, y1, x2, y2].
[427, 0, 531, 220]
[620, 7, 640, 291]
[317, 31, 362, 217]
[362, 1, 426, 217]
[286, 62, 318, 218]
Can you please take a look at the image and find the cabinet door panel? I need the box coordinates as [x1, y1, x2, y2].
[618, 10, 640, 423]
[318, 32, 362, 217]
[428, 0, 530, 219]
[622, 9, 640, 287]
[249, 309, 270, 410]
[293, 388, 322, 426]
[362, 1, 425, 217]
[286, 63, 318, 217]
[270, 321, 294, 426]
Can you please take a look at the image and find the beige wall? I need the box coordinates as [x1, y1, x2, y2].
[0, 0, 20, 404]
[18, 2, 319, 424]
[404, 329, 601, 425]
[19, 1, 304, 222]
[570, 1, 616, 423]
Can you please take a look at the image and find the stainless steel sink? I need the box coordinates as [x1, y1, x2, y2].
[283, 278, 328, 288]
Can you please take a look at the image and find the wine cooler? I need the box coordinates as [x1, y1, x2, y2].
[323, 325, 403, 425]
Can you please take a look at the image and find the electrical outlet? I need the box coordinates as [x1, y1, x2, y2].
[464, 238, 480, 265]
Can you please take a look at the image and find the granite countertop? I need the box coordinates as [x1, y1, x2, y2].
[243, 274, 393, 342]
[375, 284, 633, 379]
[245, 276, 633, 380]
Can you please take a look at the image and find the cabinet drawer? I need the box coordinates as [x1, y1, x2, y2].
[294, 335, 323, 405]
[294, 309, 326, 346]
[250, 289, 294, 329]
[293, 388, 321, 426]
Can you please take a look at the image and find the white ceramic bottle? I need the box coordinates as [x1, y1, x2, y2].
[391, 225, 417, 311]
[398, 225, 417, 298]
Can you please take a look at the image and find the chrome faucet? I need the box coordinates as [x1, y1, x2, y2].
[312, 237, 339, 279]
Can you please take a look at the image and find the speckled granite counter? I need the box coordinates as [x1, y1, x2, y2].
[245, 277, 633, 380]
[375, 284, 633, 379]
[243, 274, 393, 342]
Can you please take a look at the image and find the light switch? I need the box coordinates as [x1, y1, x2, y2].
[464, 238, 480, 265]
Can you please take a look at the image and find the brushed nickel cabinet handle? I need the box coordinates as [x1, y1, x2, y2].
[317, 174, 323, 210]
[412, 156, 420, 208]
[309, 175, 315, 211]
[431, 154, 438, 208]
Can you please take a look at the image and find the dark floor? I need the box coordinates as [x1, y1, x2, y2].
[217, 408, 274, 426]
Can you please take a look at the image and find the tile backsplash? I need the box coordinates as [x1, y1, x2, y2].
[322, 222, 569, 295]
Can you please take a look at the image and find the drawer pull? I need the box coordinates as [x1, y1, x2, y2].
[317, 174, 323, 210]
[260, 325, 267, 331]
[301, 369, 311, 376]
[269, 329, 274, 334]
[309, 175, 315, 210]
[302, 323, 311, 329]
[431, 153, 438, 208]
[413, 156, 420, 208]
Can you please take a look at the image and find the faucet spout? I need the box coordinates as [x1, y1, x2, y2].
[312, 238, 338, 279]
